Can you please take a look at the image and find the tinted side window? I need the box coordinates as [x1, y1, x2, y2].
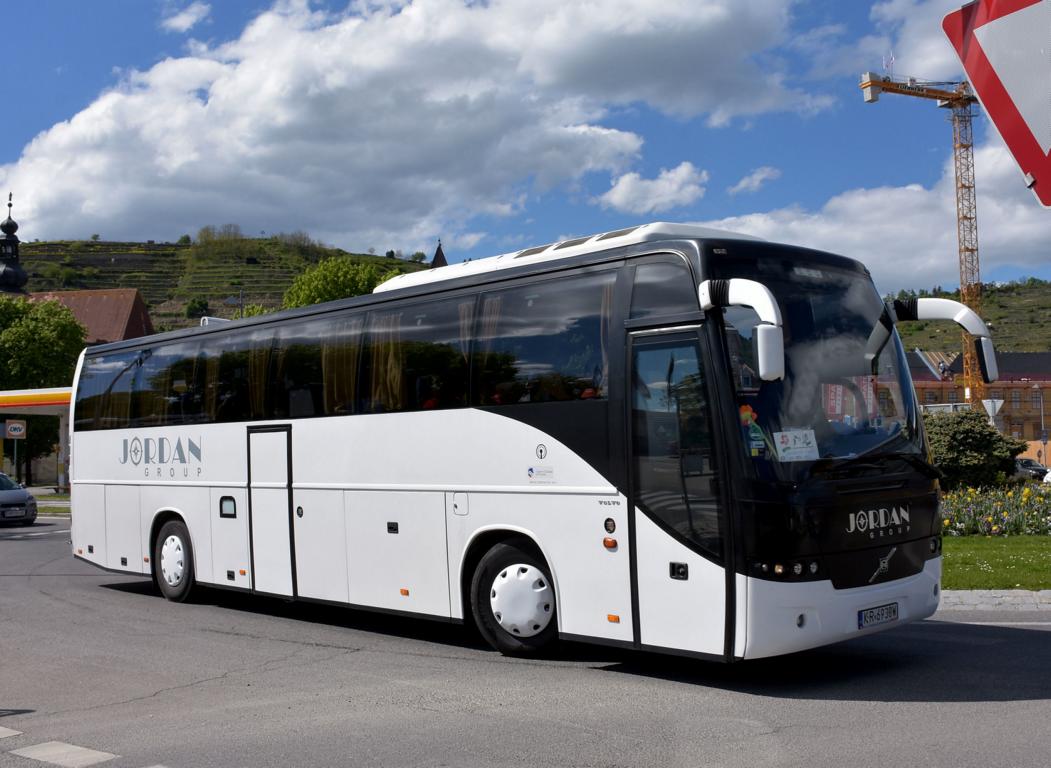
[632, 337, 722, 559]
[205, 328, 274, 423]
[362, 298, 473, 413]
[272, 314, 364, 418]
[131, 342, 206, 427]
[474, 271, 615, 405]
[630, 260, 697, 319]
[75, 350, 139, 430]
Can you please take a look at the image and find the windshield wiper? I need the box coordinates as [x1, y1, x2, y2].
[808, 456, 885, 478]
[894, 452, 945, 482]
[808, 451, 943, 482]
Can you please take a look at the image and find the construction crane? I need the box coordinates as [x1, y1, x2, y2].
[860, 72, 985, 401]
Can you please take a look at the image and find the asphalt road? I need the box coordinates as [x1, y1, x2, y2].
[2, 518, 1050, 768]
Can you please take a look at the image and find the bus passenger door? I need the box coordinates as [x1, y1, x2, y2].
[248, 425, 295, 598]
[629, 330, 729, 657]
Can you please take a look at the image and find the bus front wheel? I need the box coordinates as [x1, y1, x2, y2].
[470, 541, 557, 655]
[154, 520, 195, 603]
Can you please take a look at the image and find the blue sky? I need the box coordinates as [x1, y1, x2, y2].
[1, 0, 1048, 293]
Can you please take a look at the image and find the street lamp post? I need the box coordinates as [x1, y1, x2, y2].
[1034, 384, 1046, 463]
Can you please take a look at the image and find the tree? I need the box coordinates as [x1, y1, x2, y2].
[90, 233, 100, 242]
[185, 297, 210, 318]
[411, 251, 426, 263]
[241, 303, 269, 318]
[0, 297, 86, 484]
[924, 409, 1026, 490]
[177, 234, 192, 245]
[282, 257, 402, 308]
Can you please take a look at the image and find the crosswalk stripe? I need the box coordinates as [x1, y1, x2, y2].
[9, 741, 117, 767]
[0, 726, 22, 739]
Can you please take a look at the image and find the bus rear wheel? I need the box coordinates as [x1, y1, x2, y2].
[154, 520, 195, 603]
[470, 541, 557, 655]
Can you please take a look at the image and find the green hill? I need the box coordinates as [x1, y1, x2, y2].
[20, 235, 427, 331]
[893, 278, 1051, 354]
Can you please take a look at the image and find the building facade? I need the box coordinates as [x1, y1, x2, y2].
[909, 351, 1051, 442]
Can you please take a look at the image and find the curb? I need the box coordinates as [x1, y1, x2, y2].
[939, 589, 1051, 611]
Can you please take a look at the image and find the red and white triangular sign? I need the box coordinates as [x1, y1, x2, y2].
[943, 0, 1051, 207]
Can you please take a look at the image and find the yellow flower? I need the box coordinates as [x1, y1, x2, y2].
[1007, 491, 1014, 498]
[943, 519, 950, 526]
[986, 516, 993, 522]
[992, 525, 999, 532]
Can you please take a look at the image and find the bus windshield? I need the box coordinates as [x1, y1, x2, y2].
[721, 262, 920, 481]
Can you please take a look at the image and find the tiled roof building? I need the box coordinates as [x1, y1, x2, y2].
[31, 288, 154, 344]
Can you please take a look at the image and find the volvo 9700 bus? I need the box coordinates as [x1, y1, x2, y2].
[70, 223, 998, 659]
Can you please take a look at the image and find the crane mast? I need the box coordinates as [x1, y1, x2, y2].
[860, 73, 985, 401]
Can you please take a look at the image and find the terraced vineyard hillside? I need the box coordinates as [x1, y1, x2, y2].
[893, 278, 1051, 354]
[20, 237, 426, 331]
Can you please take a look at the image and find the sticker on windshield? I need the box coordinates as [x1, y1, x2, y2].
[773, 429, 819, 462]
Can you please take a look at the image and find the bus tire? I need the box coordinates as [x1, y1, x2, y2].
[470, 541, 557, 655]
[154, 519, 195, 603]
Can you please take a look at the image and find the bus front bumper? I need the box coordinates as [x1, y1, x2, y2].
[741, 557, 941, 659]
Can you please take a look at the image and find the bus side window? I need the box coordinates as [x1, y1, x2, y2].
[74, 352, 138, 430]
[629, 260, 698, 319]
[473, 271, 615, 405]
[130, 341, 205, 427]
[271, 314, 364, 419]
[362, 298, 472, 414]
[207, 328, 273, 423]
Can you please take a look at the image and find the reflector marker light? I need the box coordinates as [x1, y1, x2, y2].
[602, 537, 617, 550]
[239, 569, 247, 576]
[607, 614, 620, 624]
[144, 557, 149, 563]
[400, 588, 410, 596]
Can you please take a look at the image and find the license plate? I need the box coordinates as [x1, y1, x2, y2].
[2, 509, 23, 518]
[858, 602, 898, 630]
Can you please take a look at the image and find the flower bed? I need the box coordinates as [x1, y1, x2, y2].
[941, 483, 1051, 536]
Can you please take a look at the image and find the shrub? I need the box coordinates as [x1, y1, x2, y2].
[924, 410, 1026, 490]
[185, 297, 209, 318]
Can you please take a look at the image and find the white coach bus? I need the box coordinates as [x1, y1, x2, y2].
[70, 223, 999, 660]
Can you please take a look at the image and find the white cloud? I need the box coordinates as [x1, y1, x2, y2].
[597, 163, 709, 215]
[162, 2, 212, 34]
[0, 0, 834, 252]
[785, 0, 964, 82]
[699, 136, 1051, 293]
[870, 0, 964, 80]
[728, 166, 781, 195]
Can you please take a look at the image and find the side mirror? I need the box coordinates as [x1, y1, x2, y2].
[754, 324, 785, 382]
[700, 278, 784, 381]
[892, 297, 999, 383]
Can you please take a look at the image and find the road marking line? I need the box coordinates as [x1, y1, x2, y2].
[9, 741, 116, 767]
[0, 529, 70, 538]
[0, 726, 22, 739]
[949, 620, 1051, 627]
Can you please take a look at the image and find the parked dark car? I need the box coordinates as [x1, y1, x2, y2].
[1015, 458, 1049, 482]
[0, 473, 36, 526]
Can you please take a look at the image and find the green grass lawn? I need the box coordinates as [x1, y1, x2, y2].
[942, 536, 1051, 590]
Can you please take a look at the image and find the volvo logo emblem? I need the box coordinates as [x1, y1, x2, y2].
[868, 547, 898, 584]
